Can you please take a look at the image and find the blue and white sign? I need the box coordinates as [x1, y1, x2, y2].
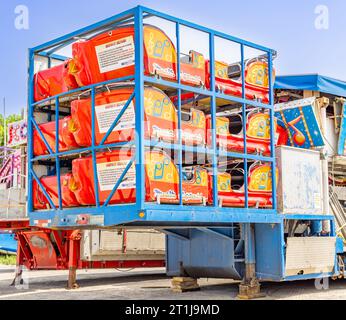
[275, 98, 325, 149]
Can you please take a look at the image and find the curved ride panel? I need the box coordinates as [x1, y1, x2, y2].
[33, 117, 79, 156]
[33, 149, 209, 208]
[206, 112, 287, 156]
[205, 60, 273, 104]
[71, 149, 208, 206]
[33, 173, 79, 210]
[68, 86, 206, 147]
[34, 60, 79, 102]
[208, 163, 276, 208]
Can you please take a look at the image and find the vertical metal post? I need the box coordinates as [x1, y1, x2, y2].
[268, 50, 277, 211]
[27, 49, 35, 213]
[55, 97, 63, 210]
[134, 7, 145, 211]
[209, 33, 218, 207]
[67, 231, 81, 290]
[311, 220, 322, 235]
[176, 22, 183, 206]
[241, 44, 249, 209]
[11, 153, 15, 187]
[12, 236, 24, 287]
[3, 97, 6, 149]
[319, 103, 331, 232]
[244, 223, 256, 268]
[91, 87, 100, 207]
[47, 56, 52, 122]
[330, 218, 336, 236]
[238, 223, 263, 299]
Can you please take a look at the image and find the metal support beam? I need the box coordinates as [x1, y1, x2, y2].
[11, 237, 25, 287]
[238, 224, 264, 299]
[67, 231, 81, 290]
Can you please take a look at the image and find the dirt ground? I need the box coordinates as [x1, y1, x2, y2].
[0, 266, 345, 300]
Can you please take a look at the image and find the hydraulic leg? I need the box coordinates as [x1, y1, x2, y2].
[238, 223, 264, 299]
[67, 230, 81, 290]
[11, 233, 28, 287]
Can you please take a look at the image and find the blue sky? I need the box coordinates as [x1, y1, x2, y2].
[0, 0, 345, 114]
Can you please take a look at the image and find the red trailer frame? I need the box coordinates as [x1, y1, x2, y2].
[0, 222, 164, 289]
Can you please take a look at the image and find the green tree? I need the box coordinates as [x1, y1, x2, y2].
[0, 114, 23, 146]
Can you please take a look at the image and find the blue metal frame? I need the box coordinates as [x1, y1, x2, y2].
[27, 6, 330, 231]
[134, 7, 146, 212]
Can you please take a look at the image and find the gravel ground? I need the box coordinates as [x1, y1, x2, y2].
[0, 266, 345, 300]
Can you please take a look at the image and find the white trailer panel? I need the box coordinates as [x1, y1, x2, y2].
[81, 229, 165, 262]
[276, 146, 324, 215]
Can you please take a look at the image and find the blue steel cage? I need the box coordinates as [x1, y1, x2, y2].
[28, 6, 280, 229]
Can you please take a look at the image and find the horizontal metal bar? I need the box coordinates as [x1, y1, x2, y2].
[145, 140, 274, 162]
[31, 141, 135, 162]
[283, 214, 335, 221]
[29, 204, 276, 217]
[29, 204, 140, 229]
[140, 6, 274, 53]
[144, 204, 277, 214]
[30, 204, 137, 217]
[31, 75, 135, 107]
[30, 208, 280, 228]
[0, 173, 27, 180]
[215, 92, 273, 110]
[45, 17, 138, 56]
[31, 78, 269, 112]
[31, 5, 273, 55]
[31, 8, 136, 53]
[142, 208, 280, 225]
[144, 139, 210, 155]
[143, 76, 272, 109]
[36, 52, 68, 61]
[220, 151, 274, 162]
[284, 272, 334, 282]
[143, 75, 212, 97]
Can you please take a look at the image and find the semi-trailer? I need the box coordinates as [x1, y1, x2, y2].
[2, 6, 344, 298]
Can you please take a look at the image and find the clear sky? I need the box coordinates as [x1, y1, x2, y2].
[0, 0, 345, 114]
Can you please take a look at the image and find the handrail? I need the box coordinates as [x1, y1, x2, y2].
[0, 173, 27, 181]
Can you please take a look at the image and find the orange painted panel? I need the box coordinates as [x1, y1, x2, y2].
[70, 149, 208, 206]
[33, 174, 79, 210]
[69, 86, 206, 147]
[207, 164, 275, 208]
[205, 60, 272, 104]
[33, 60, 79, 102]
[33, 117, 79, 156]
